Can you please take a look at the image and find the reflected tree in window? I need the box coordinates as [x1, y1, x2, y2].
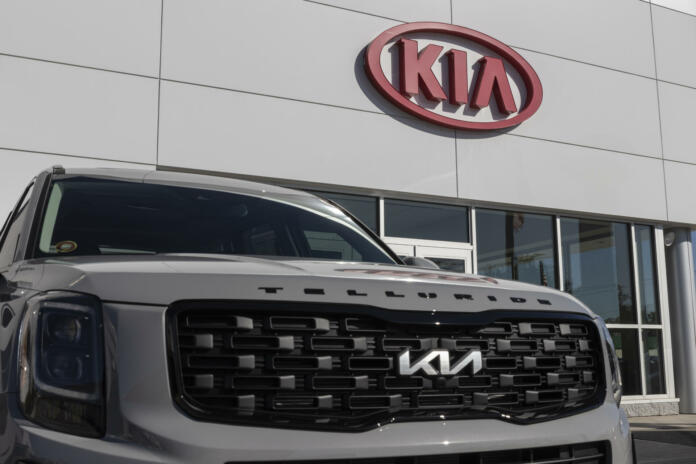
[476, 209, 556, 288]
[561, 219, 635, 324]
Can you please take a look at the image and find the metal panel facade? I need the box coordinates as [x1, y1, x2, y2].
[0, 0, 693, 224]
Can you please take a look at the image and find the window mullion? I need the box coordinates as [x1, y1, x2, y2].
[555, 216, 564, 292]
[631, 224, 643, 326]
[378, 198, 385, 239]
[471, 206, 478, 274]
[654, 226, 676, 398]
[630, 224, 647, 396]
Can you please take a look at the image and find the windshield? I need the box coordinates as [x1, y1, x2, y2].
[35, 177, 395, 264]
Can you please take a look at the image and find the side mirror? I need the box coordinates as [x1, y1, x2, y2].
[401, 256, 439, 269]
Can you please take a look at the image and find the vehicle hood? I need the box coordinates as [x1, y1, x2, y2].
[15, 254, 592, 315]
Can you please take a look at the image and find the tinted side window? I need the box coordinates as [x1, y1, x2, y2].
[0, 182, 35, 268]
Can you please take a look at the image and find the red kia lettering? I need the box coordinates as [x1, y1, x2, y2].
[398, 39, 447, 102]
[364, 22, 543, 131]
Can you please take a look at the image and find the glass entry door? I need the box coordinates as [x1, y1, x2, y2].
[385, 241, 473, 274]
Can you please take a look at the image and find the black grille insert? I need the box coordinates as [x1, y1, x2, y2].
[228, 441, 610, 463]
[168, 302, 605, 431]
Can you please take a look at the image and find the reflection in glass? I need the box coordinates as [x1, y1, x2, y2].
[425, 257, 467, 273]
[314, 192, 379, 234]
[610, 329, 641, 396]
[476, 209, 556, 288]
[561, 219, 635, 323]
[642, 329, 666, 395]
[384, 199, 469, 242]
[635, 225, 660, 324]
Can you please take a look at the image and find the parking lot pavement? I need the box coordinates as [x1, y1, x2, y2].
[630, 415, 696, 463]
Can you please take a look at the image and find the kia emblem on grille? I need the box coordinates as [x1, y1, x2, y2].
[397, 349, 483, 376]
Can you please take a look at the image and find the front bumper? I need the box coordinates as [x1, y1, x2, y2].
[6, 397, 632, 463]
[6, 302, 633, 463]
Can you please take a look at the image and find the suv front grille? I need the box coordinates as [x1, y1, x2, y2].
[230, 441, 610, 464]
[167, 301, 605, 431]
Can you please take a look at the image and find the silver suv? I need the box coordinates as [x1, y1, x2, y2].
[0, 168, 632, 463]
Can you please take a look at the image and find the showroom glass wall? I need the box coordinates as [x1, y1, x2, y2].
[314, 190, 672, 400]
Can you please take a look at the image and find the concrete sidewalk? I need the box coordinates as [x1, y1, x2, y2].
[630, 415, 696, 463]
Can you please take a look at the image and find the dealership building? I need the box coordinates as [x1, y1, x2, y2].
[1, 0, 696, 417]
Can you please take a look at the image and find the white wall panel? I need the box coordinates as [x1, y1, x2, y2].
[507, 50, 662, 158]
[162, 1, 662, 159]
[0, 56, 159, 164]
[308, 0, 451, 22]
[158, 81, 457, 197]
[0, 0, 161, 76]
[659, 81, 696, 164]
[664, 160, 696, 224]
[457, 134, 668, 221]
[161, 0, 397, 114]
[0, 149, 154, 223]
[652, 5, 696, 87]
[452, 0, 655, 78]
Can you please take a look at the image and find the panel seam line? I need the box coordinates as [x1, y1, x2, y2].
[0, 52, 157, 79]
[649, 2, 670, 220]
[0, 146, 156, 166]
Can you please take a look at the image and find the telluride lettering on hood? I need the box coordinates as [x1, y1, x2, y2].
[364, 22, 543, 131]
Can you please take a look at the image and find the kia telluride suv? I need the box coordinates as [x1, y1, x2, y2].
[0, 167, 632, 463]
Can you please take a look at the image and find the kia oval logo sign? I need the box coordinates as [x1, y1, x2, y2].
[364, 22, 543, 131]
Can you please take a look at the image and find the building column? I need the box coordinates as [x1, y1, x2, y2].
[665, 228, 696, 413]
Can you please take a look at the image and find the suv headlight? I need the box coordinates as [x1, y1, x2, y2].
[596, 317, 622, 405]
[18, 292, 105, 437]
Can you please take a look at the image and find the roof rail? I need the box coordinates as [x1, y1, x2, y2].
[51, 165, 66, 175]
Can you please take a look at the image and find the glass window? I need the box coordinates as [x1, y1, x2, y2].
[303, 230, 364, 261]
[0, 205, 30, 268]
[561, 218, 635, 323]
[425, 257, 467, 273]
[384, 199, 469, 242]
[476, 209, 556, 288]
[610, 329, 642, 396]
[0, 181, 35, 268]
[313, 192, 378, 234]
[642, 329, 666, 395]
[635, 225, 660, 324]
[35, 178, 395, 264]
